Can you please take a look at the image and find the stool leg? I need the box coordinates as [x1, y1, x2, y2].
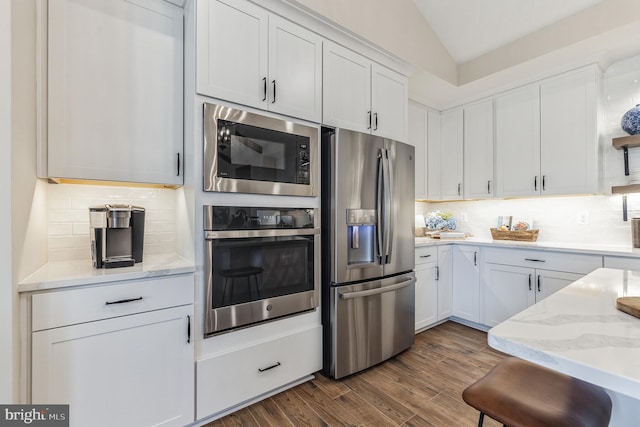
[477, 413, 484, 427]
[221, 278, 228, 305]
[252, 274, 261, 298]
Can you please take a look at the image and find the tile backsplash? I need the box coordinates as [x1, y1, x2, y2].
[416, 194, 640, 246]
[48, 184, 177, 262]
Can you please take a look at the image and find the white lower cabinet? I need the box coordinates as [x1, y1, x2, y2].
[482, 248, 601, 327]
[414, 246, 452, 331]
[452, 246, 480, 323]
[30, 275, 195, 427]
[196, 325, 322, 419]
[604, 256, 640, 271]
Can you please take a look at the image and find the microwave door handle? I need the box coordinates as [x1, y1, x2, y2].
[384, 148, 393, 263]
[376, 150, 384, 263]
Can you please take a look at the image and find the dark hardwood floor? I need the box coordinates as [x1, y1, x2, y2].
[205, 321, 506, 426]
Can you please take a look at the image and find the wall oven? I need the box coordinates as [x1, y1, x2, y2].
[203, 102, 319, 196]
[204, 205, 320, 336]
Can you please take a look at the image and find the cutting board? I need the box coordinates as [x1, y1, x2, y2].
[616, 297, 640, 319]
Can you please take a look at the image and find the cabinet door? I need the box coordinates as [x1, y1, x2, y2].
[452, 246, 480, 323]
[540, 67, 598, 195]
[371, 64, 408, 141]
[323, 41, 371, 133]
[464, 99, 494, 199]
[437, 246, 453, 320]
[409, 101, 427, 199]
[196, 0, 268, 108]
[268, 16, 322, 122]
[536, 270, 583, 302]
[47, 0, 184, 185]
[495, 84, 540, 197]
[415, 264, 438, 331]
[440, 108, 464, 200]
[32, 305, 194, 427]
[427, 109, 442, 200]
[482, 264, 535, 327]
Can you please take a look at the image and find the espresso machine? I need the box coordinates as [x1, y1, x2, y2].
[89, 204, 145, 268]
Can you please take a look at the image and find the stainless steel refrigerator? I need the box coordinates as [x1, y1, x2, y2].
[321, 128, 415, 379]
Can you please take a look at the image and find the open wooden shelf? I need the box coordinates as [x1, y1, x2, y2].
[612, 184, 640, 194]
[612, 134, 640, 150]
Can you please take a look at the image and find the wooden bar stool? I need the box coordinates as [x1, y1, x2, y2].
[463, 357, 612, 427]
[219, 266, 263, 304]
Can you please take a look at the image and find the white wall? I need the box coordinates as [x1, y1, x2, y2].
[418, 53, 640, 247]
[0, 0, 14, 404]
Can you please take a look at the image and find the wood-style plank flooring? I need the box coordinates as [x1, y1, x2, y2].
[205, 321, 506, 426]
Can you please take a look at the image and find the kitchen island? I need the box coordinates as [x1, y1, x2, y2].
[488, 268, 640, 426]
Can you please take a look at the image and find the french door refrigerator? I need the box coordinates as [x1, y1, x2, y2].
[321, 128, 415, 379]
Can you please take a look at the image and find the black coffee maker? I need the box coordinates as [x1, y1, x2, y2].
[89, 204, 145, 268]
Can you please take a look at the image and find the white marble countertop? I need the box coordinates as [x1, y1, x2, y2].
[415, 236, 640, 258]
[488, 268, 640, 400]
[18, 253, 196, 293]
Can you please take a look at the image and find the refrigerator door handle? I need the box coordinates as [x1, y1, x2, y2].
[376, 150, 384, 262]
[383, 148, 393, 263]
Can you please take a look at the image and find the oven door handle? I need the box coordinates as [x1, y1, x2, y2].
[205, 228, 320, 240]
[338, 278, 413, 300]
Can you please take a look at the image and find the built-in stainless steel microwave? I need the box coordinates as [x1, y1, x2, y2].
[203, 102, 319, 196]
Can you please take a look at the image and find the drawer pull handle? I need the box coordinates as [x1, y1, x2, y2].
[419, 254, 432, 258]
[105, 296, 143, 305]
[524, 258, 546, 263]
[258, 361, 281, 373]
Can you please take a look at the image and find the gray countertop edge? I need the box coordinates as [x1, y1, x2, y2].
[18, 253, 196, 293]
[415, 237, 640, 258]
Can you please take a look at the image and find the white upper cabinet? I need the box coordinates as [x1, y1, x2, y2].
[464, 99, 494, 199]
[440, 108, 464, 200]
[371, 64, 409, 141]
[408, 102, 441, 200]
[196, 0, 268, 109]
[196, 0, 322, 122]
[42, 0, 184, 185]
[495, 84, 541, 198]
[323, 41, 370, 132]
[324, 41, 408, 142]
[409, 101, 427, 199]
[427, 109, 442, 200]
[540, 67, 598, 195]
[494, 65, 599, 198]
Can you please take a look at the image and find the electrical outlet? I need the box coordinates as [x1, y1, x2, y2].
[460, 212, 468, 222]
[577, 211, 590, 225]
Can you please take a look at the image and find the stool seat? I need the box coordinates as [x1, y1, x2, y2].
[463, 357, 612, 427]
[219, 266, 264, 278]
[219, 267, 263, 305]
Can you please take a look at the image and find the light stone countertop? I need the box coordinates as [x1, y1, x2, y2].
[415, 236, 640, 258]
[488, 267, 640, 401]
[18, 253, 195, 293]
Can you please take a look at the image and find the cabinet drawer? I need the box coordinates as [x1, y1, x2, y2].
[415, 246, 438, 265]
[483, 248, 601, 274]
[196, 325, 322, 418]
[32, 275, 194, 331]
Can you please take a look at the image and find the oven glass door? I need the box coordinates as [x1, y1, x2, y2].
[216, 119, 309, 185]
[209, 235, 314, 309]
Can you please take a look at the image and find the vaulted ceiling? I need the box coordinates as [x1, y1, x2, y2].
[293, 0, 640, 109]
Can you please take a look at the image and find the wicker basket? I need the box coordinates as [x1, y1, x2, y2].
[490, 228, 539, 242]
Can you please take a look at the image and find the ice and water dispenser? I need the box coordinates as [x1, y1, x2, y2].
[346, 209, 377, 265]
